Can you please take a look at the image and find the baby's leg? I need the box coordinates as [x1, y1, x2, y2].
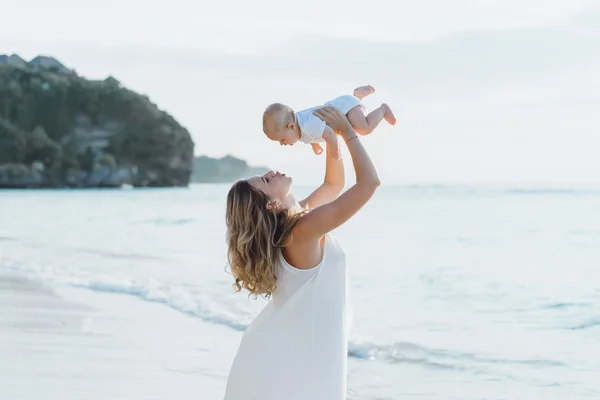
[322, 129, 341, 160]
[353, 85, 375, 100]
[347, 104, 396, 135]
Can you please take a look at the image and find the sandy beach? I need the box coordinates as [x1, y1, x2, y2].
[0, 270, 239, 400]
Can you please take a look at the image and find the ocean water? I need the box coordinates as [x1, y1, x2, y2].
[1, 184, 600, 399]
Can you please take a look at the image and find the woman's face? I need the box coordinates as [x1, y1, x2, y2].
[248, 170, 293, 203]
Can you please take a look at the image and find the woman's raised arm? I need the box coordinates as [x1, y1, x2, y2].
[294, 106, 380, 241]
[298, 126, 345, 210]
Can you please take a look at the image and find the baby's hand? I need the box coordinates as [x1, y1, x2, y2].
[311, 143, 324, 155]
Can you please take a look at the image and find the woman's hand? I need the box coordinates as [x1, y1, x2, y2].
[313, 106, 354, 137]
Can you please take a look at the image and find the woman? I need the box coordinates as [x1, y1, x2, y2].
[224, 106, 380, 400]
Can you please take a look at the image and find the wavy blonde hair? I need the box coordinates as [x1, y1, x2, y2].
[226, 179, 304, 298]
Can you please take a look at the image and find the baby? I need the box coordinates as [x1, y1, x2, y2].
[262, 85, 396, 159]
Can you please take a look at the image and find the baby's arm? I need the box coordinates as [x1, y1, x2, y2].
[310, 143, 324, 155]
[322, 126, 341, 160]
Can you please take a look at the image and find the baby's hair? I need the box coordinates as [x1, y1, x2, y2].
[262, 103, 295, 134]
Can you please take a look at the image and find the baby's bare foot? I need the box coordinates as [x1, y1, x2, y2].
[353, 85, 375, 99]
[381, 103, 396, 126]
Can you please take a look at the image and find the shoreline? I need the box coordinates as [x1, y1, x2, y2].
[0, 271, 239, 399]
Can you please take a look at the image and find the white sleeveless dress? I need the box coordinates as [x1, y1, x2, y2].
[223, 235, 353, 400]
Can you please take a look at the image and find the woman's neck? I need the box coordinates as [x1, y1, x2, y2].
[282, 195, 303, 215]
[287, 202, 305, 215]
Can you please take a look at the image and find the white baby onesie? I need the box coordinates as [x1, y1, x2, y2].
[296, 95, 365, 145]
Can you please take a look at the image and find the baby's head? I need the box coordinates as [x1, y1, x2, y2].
[262, 103, 301, 146]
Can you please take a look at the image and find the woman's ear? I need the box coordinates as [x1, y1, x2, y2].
[266, 199, 282, 211]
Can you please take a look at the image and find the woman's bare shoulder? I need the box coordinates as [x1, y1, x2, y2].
[284, 226, 325, 270]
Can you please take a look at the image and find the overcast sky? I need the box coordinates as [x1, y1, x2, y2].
[2, 0, 599, 184]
